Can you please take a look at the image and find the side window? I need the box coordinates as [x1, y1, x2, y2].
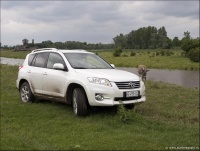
[47, 53, 65, 69]
[28, 54, 35, 65]
[32, 53, 49, 68]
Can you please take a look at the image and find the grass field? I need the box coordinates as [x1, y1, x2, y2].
[0, 49, 199, 70]
[0, 64, 199, 150]
[96, 49, 199, 70]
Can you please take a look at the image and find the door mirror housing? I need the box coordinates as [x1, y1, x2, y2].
[53, 63, 64, 70]
[110, 64, 115, 68]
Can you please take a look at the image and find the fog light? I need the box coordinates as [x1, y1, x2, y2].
[95, 94, 104, 101]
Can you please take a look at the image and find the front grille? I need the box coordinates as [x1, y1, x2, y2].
[115, 81, 140, 89]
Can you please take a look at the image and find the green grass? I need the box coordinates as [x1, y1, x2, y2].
[0, 50, 31, 59]
[1, 49, 199, 70]
[96, 50, 199, 70]
[0, 64, 199, 150]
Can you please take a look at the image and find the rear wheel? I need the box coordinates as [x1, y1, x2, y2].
[72, 87, 88, 116]
[20, 82, 35, 103]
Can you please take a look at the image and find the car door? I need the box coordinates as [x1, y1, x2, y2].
[28, 52, 49, 94]
[42, 52, 67, 98]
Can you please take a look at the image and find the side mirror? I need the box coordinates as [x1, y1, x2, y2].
[110, 64, 115, 68]
[53, 63, 64, 70]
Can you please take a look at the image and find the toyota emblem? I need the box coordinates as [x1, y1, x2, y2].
[128, 82, 135, 88]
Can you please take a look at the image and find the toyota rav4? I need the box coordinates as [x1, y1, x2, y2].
[16, 48, 146, 116]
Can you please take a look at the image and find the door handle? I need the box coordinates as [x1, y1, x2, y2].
[27, 70, 31, 73]
[43, 72, 47, 75]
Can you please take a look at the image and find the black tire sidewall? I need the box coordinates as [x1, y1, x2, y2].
[73, 88, 88, 116]
[20, 82, 35, 103]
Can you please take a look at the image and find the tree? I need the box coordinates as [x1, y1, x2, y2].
[157, 26, 168, 48]
[165, 37, 172, 49]
[172, 37, 181, 47]
[39, 40, 53, 48]
[113, 34, 127, 48]
[113, 26, 171, 49]
[183, 31, 191, 40]
[181, 38, 199, 54]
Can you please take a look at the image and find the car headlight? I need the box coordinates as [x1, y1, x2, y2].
[88, 77, 112, 87]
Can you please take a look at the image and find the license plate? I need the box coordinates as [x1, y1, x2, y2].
[125, 91, 139, 97]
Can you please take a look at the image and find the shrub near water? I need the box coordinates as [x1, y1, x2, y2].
[188, 47, 200, 62]
[113, 46, 122, 57]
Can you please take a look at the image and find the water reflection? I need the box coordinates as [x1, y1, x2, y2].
[0, 57, 24, 66]
[117, 67, 199, 89]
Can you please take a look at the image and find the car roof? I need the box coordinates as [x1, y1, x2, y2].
[31, 48, 93, 54]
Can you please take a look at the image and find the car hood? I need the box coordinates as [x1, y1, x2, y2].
[75, 69, 139, 82]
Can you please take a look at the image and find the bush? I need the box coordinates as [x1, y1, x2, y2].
[117, 104, 133, 123]
[181, 39, 199, 54]
[130, 52, 136, 56]
[122, 54, 128, 57]
[113, 51, 121, 57]
[156, 52, 160, 56]
[187, 47, 200, 62]
[166, 50, 171, 56]
[160, 50, 165, 56]
[113, 46, 123, 57]
[181, 51, 186, 57]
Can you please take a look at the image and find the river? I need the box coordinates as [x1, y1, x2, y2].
[1, 57, 199, 89]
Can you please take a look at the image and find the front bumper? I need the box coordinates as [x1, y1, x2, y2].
[85, 81, 146, 106]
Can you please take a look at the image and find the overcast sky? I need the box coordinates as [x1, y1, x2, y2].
[1, 0, 199, 46]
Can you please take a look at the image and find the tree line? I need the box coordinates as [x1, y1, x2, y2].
[29, 41, 114, 50]
[0, 25, 198, 51]
[30, 26, 195, 50]
[113, 26, 196, 49]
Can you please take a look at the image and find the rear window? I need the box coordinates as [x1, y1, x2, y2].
[31, 52, 49, 68]
[28, 54, 35, 65]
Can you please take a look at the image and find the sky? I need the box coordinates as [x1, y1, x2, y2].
[1, 0, 199, 46]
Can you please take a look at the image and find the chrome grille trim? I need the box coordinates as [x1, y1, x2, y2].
[115, 81, 140, 89]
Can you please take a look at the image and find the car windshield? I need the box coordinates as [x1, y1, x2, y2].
[64, 53, 113, 69]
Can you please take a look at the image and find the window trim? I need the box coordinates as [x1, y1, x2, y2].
[30, 52, 49, 68]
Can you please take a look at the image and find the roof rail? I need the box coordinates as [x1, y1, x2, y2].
[75, 49, 87, 52]
[32, 48, 57, 53]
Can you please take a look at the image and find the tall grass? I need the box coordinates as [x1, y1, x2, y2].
[0, 64, 199, 150]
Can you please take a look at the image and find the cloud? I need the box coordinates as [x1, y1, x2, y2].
[1, 1, 199, 46]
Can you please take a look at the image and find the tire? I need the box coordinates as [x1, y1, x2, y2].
[124, 104, 135, 110]
[20, 82, 35, 103]
[72, 87, 88, 117]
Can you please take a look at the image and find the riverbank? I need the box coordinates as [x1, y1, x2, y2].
[0, 49, 199, 70]
[1, 64, 199, 150]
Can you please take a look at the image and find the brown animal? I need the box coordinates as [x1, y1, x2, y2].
[138, 65, 149, 81]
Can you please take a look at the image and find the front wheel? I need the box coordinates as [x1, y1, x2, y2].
[20, 82, 35, 103]
[72, 87, 88, 117]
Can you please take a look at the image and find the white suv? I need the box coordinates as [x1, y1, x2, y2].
[16, 48, 146, 116]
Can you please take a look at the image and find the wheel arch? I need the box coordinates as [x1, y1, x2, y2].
[19, 79, 34, 93]
[66, 83, 89, 106]
[19, 79, 28, 91]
